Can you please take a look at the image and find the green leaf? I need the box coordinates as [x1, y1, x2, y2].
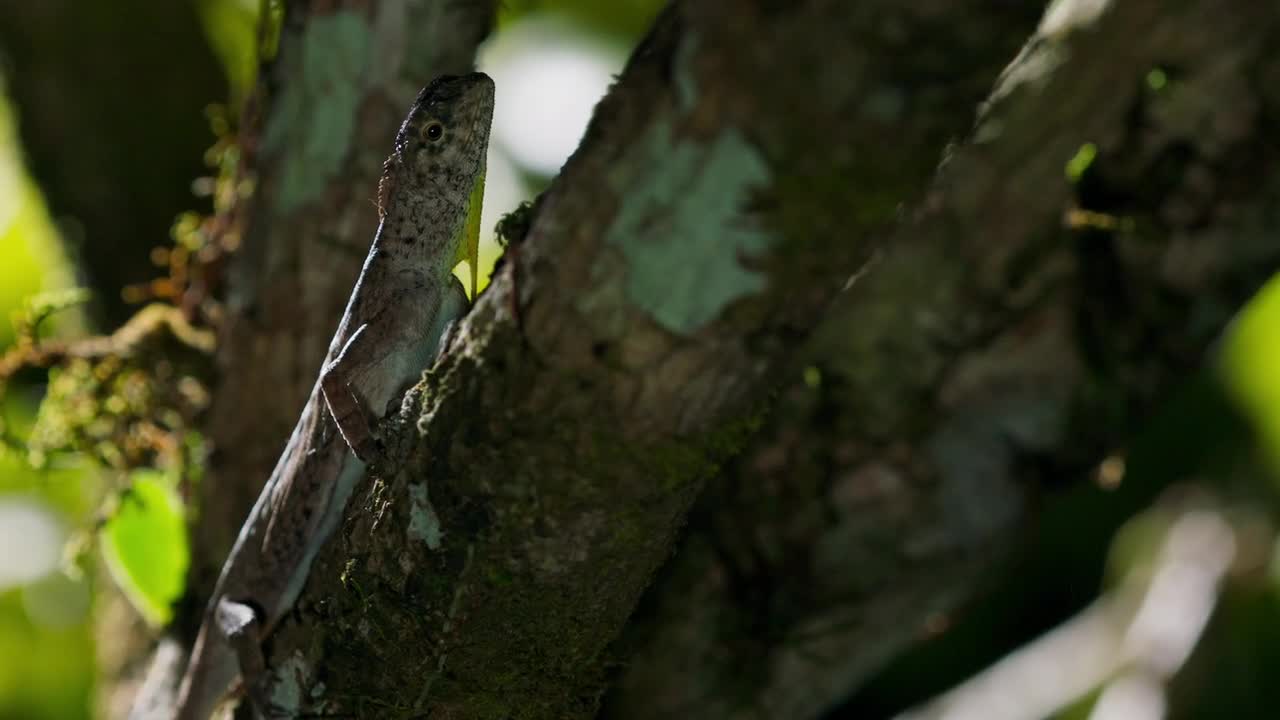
[1222, 272, 1280, 472]
[100, 471, 189, 626]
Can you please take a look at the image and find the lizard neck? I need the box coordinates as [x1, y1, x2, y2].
[376, 186, 468, 283]
[375, 159, 485, 298]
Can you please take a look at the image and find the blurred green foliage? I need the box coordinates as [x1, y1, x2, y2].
[0, 588, 93, 720]
[0, 78, 93, 720]
[0, 134, 68, 350]
[194, 0, 260, 110]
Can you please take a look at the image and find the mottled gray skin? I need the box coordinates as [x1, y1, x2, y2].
[165, 73, 494, 720]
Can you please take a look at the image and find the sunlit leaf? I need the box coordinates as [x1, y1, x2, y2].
[100, 471, 189, 626]
[1221, 271, 1280, 471]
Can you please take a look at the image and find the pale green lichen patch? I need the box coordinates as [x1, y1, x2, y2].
[262, 11, 372, 212]
[268, 650, 312, 713]
[408, 481, 444, 550]
[600, 121, 773, 334]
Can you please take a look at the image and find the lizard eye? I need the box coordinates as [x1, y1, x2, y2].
[423, 122, 444, 142]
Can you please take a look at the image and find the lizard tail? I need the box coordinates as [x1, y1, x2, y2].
[127, 637, 185, 720]
[172, 624, 239, 720]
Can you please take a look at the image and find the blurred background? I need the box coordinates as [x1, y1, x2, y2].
[1, 1, 1279, 719]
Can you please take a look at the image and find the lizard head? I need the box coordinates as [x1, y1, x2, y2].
[378, 73, 494, 291]
[381, 72, 495, 219]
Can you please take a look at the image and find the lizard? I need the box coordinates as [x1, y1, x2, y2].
[160, 72, 494, 720]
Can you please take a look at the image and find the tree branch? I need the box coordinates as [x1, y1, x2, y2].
[605, 1, 1280, 718]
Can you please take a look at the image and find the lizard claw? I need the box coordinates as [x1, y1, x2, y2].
[354, 434, 389, 469]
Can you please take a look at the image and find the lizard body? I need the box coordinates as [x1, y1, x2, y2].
[164, 72, 494, 720]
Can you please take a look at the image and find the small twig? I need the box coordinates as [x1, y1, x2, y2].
[0, 303, 215, 385]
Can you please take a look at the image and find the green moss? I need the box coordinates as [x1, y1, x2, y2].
[484, 565, 514, 586]
[1066, 142, 1098, 183]
[609, 515, 644, 546]
[1146, 67, 1168, 92]
[317, 359, 768, 717]
[802, 365, 822, 388]
[764, 158, 906, 292]
[495, 200, 536, 248]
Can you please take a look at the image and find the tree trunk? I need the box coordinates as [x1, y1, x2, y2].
[602, 1, 1280, 716]
[119, 0, 1280, 718]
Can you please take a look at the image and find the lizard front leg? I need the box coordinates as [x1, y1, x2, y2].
[320, 280, 467, 466]
[320, 323, 384, 464]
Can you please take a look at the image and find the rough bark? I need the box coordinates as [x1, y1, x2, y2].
[251, 1, 1082, 717]
[603, 2, 1280, 718]
[0, 0, 225, 326]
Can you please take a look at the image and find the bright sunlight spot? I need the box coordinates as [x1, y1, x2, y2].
[481, 14, 628, 177]
[0, 499, 64, 590]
